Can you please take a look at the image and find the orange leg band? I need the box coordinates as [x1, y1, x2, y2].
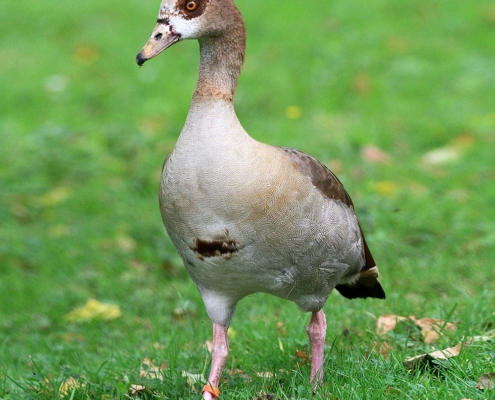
[202, 384, 221, 398]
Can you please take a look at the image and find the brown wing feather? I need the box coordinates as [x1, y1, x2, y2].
[281, 147, 385, 300]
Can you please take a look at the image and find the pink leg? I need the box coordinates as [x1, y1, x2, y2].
[306, 310, 327, 385]
[202, 323, 229, 400]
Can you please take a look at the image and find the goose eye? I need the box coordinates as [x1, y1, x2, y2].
[185, 1, 198, 11]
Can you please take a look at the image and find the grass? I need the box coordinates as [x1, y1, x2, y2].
[1, 0, 495, 398]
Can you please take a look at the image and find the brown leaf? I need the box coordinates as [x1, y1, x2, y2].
[73, 44, 100, 64]
[225, 369, 252, 383]
[128, 384, 161, 397]
[476, 373, 495, 390]
[376, 314, 407, 336]
[372, 341, 392, 359]
[428, 342, 463, 360]
[276, 321, 286, 336]
[361, 145, 392, 164]
[403, 342, 464, 370]
[409, 316, 456, 344]
[295, 348, 310, 363]
[403, 353, 428, 370]
[140, 358, 167, 381]
[182, 370, 205, 390]
[59, 376, 82, 398]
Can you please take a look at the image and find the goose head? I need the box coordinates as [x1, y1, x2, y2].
[136, 0, 242, 66]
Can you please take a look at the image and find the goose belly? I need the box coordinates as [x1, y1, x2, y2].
[158, 148, 364, 311]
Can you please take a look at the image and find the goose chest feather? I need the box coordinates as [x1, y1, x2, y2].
[137, 0, 385, 398]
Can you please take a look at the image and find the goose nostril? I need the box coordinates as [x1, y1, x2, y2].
[154, 33, 163, 40]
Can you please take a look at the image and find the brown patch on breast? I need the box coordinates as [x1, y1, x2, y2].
[191, 238, 239, 260]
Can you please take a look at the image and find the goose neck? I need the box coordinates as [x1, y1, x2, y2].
[193, 18, 246, 102]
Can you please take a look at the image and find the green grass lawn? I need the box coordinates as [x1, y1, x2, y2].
[1, 0, 495, 398]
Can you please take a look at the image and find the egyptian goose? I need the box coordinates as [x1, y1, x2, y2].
[136, 0, 385, 398]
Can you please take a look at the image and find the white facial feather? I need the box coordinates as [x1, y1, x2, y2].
[158, 0, 204, 40]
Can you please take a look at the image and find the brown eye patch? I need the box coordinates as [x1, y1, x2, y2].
[178, 0, 210, 19]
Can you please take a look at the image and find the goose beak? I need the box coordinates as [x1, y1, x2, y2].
[136, 23, 180, 66]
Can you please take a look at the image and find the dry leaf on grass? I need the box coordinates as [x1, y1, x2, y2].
[371, 341, 393, 359]
[127, 384, 165, 398]
[276, 321, 286, 336]
[409, 316, 456, 344]
[140, 358, 168, 381]
[376, 314, 456, 343]
[403, 342, 464, 370]
[64, 299, 122, 323]
[182, 370, 205, 391]
[59, 376, 83, 398]
[224, 368, 252, 383]
[361, 145, 392, 164]
[404, 333, 495, 371]
[376, 314, 407, 336]
[295, 348, 310, 363]
[255, 371, 275, 378]
[422, 134, 474, 166]
[476, 373, 495, 390]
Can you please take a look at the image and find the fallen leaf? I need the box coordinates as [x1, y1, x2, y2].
[422, 147, 460, 165]
[428, 342, 463, 360]
[361, 145, 392, 164]
[73, 44, 100, 64]
[255, 371, 275, 378]
[225, 368, 252, 383]
[295, 348, 310, 362]
[127, 384, 164, 398]
[252, 392, 280, 400]
[172, 306, 197, 321]
[409, 316, 456, 344]
[181, 370, 205, 391]
[276, 321, 286, 336]
[61, 332, 84, 343]
[476, 373, 495, 390]
[115, 234, 137, 253]
[369, 181, 399, 197]
[403, 342, 464, 370]
[140, 358, 167, 381]
[376, 314, 407, 336]
[422, 134, 474, 166]
[377, 315, 456, 343]
[285, 105, 302, 120]
[59, 376, 82, 398]
[64, 299, 122, 323]
[372, 341, 392, 359]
